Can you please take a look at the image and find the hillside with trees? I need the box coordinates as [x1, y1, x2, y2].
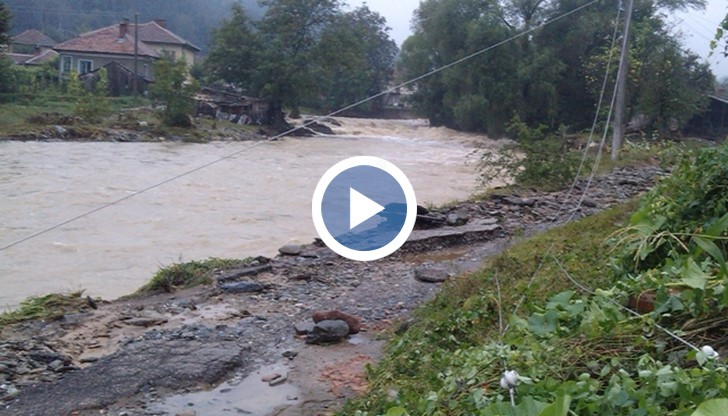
[3, 0, 263, 51]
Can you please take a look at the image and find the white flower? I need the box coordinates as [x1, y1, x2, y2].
[702, 345, 719, 360]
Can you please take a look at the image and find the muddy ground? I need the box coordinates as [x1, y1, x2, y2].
[0, 165, 663, 416]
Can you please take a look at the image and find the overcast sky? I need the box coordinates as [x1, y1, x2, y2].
[346, 0, 728, 80]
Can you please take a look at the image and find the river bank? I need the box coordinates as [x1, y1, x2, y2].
[0, 164, 663, 416]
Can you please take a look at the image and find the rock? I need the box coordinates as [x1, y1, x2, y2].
[125, 317, 168, 328]
[261, 373, 282, 383]
[416, 205, 430, 215]
[48, 360, 64, 372]
[216, 264, 273, 283]
[503, 196, 537, 207]
[269, 374, 288, 386]
[312, 310, 361, 334]
[446, 213, 468, 226]
[305, 320, 350, 345]
[477, 218, 499, 226]
[416, 214, 446, 229]
[304, 121, 335, 135]
[582, 198, 599, 208]
[53, 125, 67, 135]
[0, 363, 9, 374]
[279, 244, 303, 256]
[219, 281, 266, 294]
[414, 266, 451, 283]
[282, 351, 298, 360]
[138, 121, 149, 128]
[293, 322, 315, 335]
[175, 410, 197, 416]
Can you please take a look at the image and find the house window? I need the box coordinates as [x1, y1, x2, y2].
[62, 56, 72, 73]
[78, 59, 93, 74]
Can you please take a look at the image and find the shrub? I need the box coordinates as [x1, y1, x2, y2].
[479, 117, 579, 191]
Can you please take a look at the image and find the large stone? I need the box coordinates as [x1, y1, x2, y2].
[305, 320, 350, 345]
[414, 267, 451, 283]
[219, 281, 266, 294]
[312, 310, 361, 334]
[293, 322, 315, 336]
[278, 244, 303, 256]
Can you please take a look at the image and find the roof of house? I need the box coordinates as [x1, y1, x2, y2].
[54, 24, 161, 58]
[12, 29, 57, 47]
[708, 95, 728, 106]
[53, 20, 200, 58]
[8, 53, 33, 64]
[24, 49, 59, 65]
[136, 21, 201, 51]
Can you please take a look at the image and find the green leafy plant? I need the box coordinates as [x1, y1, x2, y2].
[479, 117, 579, 191]
[150, 57, 199, 127]
[66, 68, 111, 123]
[137, 257, 253, 293]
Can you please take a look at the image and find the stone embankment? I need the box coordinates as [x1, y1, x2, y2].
[0, 165, 663, 416]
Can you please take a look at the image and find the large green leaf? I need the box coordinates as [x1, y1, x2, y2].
[694, 236, 726, 265]
[691, 398, 728, 416]
[539, 393, 572, 416]
[679, 258, 711, 290]
[384, 407, 407, 416]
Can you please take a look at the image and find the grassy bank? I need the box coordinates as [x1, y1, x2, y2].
[0, 94, 260, 140]
[0, 257, 251, 328]
[343, 143, 728, 416]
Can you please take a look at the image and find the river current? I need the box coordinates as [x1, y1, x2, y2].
[0, 118, 498, 308]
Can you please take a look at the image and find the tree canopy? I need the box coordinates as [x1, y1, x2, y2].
[205, 0, 399, 126]
[399, 0, 714, 136]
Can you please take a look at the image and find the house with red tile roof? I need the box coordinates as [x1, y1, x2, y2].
[54, 19, 200, 81]
[8, 29, 59, 66]
[11, 29, 57, 54]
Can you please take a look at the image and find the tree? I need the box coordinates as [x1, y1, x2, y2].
[67, 68, 111, 123]
[256, 0, 341, 123]
[313, 5, 398, 113]
[205, 3, 261, 91]
[713, 13, 728, 57]
[150, 58, 199, 127]
[398, 0, 713, 137]
[0, 1, 12, 95]
[205, 0, 399, 128]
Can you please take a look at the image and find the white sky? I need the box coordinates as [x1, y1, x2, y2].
[346, 0, 728, 79]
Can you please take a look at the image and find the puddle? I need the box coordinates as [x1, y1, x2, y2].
[153, 364, 299, 415]
[402, 246, 470, 264]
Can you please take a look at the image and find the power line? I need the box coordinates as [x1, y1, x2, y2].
[0, 0, 602, 253]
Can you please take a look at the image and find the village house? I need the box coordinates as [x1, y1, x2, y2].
[8, 29, 58, 66]
[53, 19, 200, 84]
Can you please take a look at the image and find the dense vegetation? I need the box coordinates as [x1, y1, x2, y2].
[399, 0, 714, 136]
[205, 0, 399, 124]
[342, 142, 728, 415]
[3, 0, 263, 52]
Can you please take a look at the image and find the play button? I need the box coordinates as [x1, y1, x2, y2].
[349, 188, 385, 230]
[312, 156, 417, 261]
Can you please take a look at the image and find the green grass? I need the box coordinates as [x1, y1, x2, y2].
[340, 200, 640, 414]
[136, 257, 254, 294]
[0, 291, 90, 328]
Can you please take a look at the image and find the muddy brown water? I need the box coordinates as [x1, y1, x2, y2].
[0, 118, 505, 308]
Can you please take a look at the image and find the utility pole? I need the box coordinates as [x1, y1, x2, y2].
[133, 12, 139, 96]
[611, 0, 634, 161]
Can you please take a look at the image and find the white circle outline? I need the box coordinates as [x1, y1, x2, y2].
[311, 156, 417, 262]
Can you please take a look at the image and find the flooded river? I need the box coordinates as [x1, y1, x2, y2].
[0, 118, 498, 308]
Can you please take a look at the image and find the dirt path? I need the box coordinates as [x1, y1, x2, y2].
[0, 166, 662, 416]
